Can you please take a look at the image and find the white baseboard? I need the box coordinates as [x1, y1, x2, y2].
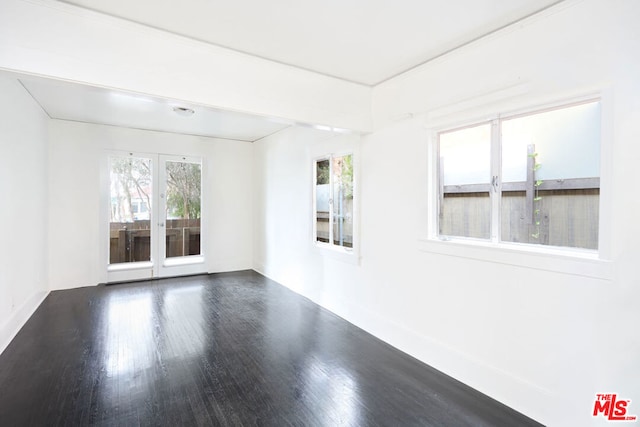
[0, 290, 49, 355]
[349, 305, 556, 425]
[252, 266, 552, 425]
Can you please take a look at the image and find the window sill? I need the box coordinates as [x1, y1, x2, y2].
[314, 243, 360, 265]
[107, 261, 153, 272]
[418, 238, 612, 280]
[163, 255, 205, 267]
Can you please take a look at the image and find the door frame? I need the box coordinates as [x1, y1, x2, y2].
[103, 150, 206, 283]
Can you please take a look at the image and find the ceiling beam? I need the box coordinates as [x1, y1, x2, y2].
[0, 0, 372, 133]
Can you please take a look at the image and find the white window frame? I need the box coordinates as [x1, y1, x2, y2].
[422, 93, 613, 280]
[102, 150, 206, 283]
[312, 151, 358, 260]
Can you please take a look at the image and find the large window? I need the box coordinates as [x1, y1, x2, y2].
[438, 100, 600, 250]
[314, 154, 354, 250]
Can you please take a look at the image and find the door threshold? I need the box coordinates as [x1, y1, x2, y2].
[101, 272, 210, 286]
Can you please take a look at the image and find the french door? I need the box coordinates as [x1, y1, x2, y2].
[106, 152, 204, 282]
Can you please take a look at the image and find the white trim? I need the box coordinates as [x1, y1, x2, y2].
[156, 262, 207, 278]
[429, 93, 606, 257]
[254, 264, 554, 424]
[107, 267, 153, 283]
[107, 261, 153, 272]
[309, 134, 362, 260]
[312, 152, 357, 255]
[425, 82, 531, 129]
[347, 301, 555, 424]
[425, 89, 602, 133]
[0, 290, 48, 356]
[596, 88, 614, 261]
[104, 151, 156, 283]
[490, 119, 501, 242]
[313, 242, 360, 265]
[418, 238, 612, 280]
[158, 154, 205, 277]
[103, 150, 205, 282]
[163, 255, 204, 267]
[312, 154, 331, 246]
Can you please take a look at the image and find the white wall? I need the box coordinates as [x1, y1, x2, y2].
[253, 127, 362, 307]
[1, 0, 638, 424]
[0, 74, 49, 353]
[0, 0, 371, 132]
[49, 120, 254, 290]
[254, 1, 640, 425]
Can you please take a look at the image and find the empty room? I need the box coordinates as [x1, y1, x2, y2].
[1, 0, 639, 425]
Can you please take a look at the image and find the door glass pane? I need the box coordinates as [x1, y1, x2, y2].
[439, 124, 491, 239]
[331, 155, 353, 248]
[500, 101, 600, 248]
[109, 156, 152, 264]
[315, 159, 330, 244]
[165, 160, 201, 258]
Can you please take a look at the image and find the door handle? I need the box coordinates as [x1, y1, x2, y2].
[159, 222, 165, 227]
[491, 176, 499, 192]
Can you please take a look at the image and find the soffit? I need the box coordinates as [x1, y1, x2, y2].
[20, 76, 292, 141]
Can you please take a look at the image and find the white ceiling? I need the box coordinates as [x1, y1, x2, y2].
[60, 0, 563, 86]
[20, 76, 291, 141]
[14, 1, 565, 141]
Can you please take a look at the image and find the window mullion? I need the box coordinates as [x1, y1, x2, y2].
[328, 156, 334, 247]
[490, 119, 502, 243]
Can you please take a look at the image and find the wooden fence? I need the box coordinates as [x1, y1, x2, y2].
[440, 184, 599, 249]
[109, 219, 201, 264]
[439, 144, 599, 249]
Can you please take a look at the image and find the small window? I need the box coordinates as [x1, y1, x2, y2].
[437, 100, 600, 250]
[314, 154, 354, 250]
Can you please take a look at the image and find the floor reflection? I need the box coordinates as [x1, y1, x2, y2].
[260, 281, 363, 425]
[104, 289, 154, 377]
[302, 358, 361, 426]
[0, 272, 542, 426]
[161, 283, 205, 359]
[103, 283, 206, 379]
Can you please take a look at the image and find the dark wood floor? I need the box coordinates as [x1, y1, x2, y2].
[0, 270, 542, 426]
